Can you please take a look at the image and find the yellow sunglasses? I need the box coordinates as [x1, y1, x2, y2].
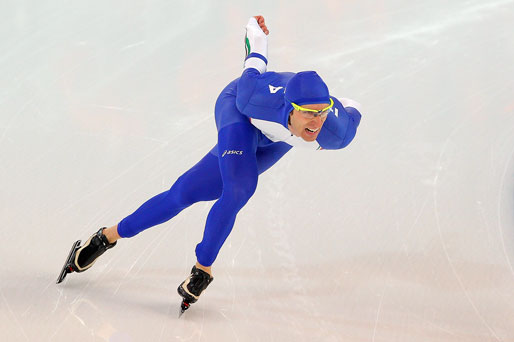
[291, 98, 334, 118]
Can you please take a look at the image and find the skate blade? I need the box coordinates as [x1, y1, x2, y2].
[178, 300, 190, 318]
[56, 240, 81, 284]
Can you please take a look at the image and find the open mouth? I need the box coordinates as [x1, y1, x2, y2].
[305, 127, 319, 134]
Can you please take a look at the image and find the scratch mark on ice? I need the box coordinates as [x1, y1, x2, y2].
[121, 41, 145, 51]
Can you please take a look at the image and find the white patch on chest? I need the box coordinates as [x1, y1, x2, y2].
[249, 118, 320, 150]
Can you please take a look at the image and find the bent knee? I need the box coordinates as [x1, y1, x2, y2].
[171, 171, 222, 205]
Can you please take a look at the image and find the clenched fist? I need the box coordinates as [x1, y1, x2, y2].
[253, 15, 269, 35]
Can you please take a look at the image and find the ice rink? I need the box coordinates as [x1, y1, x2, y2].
[1, 1, 514, 341]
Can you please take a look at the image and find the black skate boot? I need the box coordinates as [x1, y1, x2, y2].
[56, 228, 117, 284]
[177, 266, 213, 316]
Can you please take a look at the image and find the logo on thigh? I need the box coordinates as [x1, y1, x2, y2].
[222, 150, 244, 157]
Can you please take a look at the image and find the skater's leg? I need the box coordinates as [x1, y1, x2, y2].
[195, 121, 259, 267]
[191, 144, 291, 272]
[178, 120, 258, 306]
[117, 152, 223, 238]
[58, 151, 222, 280]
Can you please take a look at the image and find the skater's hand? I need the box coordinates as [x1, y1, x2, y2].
[253, 15, 269, 35]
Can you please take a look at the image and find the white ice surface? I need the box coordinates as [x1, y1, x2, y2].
[1, 1, 514, 341]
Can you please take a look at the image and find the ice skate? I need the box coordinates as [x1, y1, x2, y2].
[56, 227, 117, 284]
[177, 265, 213, 316]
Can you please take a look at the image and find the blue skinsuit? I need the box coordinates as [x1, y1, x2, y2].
[117, 68, 362, 266]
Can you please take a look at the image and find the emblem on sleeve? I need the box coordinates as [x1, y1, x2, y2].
[268, 85, 284, 94]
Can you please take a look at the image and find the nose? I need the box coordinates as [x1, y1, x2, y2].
[312, 115, 323, 126]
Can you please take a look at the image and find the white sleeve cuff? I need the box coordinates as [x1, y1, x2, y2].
[244, 57, 267, 73]
[340, 98, 362, 112]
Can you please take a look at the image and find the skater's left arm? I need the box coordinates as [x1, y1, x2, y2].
[236, 16, 269, 114]
[317, 97, 362, 150]
[243, 16, 269, 74]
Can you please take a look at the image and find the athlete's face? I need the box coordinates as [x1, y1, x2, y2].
[288, 103, 329, 142]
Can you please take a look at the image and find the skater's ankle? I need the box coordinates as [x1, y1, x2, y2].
[195, 262, 212, 276]
[103, 225, 121, 244]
